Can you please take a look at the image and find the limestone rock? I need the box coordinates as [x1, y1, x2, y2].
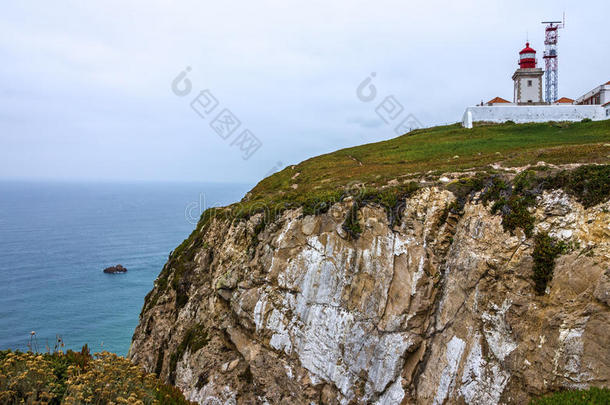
[129, 186, 610, 404]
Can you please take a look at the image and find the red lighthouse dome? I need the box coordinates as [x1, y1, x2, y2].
[519, 42, 537, 68]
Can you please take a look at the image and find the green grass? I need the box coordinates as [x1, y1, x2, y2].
[529, 387, 610, 404]
[241, 120, 610, 218]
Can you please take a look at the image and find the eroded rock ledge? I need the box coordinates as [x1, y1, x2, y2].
[129, 183, 609, 404]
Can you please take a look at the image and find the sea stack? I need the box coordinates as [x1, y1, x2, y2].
[103, 264, 127, 274]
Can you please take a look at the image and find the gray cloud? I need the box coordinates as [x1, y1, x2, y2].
[0, 0, 607, 182]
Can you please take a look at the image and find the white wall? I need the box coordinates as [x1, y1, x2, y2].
[461, 105, 607, 126]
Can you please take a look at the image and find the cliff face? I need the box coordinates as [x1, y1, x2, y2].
[129, 176, 610, 404]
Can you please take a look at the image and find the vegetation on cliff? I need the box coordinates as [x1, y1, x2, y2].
[0, 347, 194, 404]
[153, 121, 609, 312]
[529, 387, 610, 404]
[531, 232, 568, 295]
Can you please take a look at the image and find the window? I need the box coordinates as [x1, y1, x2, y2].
[527, 80, 533, 87]
[528, 100, 533, 103]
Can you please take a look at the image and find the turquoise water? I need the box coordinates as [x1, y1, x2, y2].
[0, 181, 250, 355]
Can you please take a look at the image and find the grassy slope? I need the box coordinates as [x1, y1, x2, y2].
[241, 120, 610, 212]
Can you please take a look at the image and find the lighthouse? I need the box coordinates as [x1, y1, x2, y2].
[512, 42, 544, 104]
[461, 25, 609, 126]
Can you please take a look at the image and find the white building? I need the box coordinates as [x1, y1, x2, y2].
[462, 42, 609, 128]
[575, 81, 610, 105]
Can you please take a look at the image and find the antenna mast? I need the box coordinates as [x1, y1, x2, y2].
[541, 13, 565, 103]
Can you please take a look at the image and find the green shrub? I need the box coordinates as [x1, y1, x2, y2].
[301, 190, 342, 216]
[481, 174, 536, 237]
[529, 386, 610, 404]
[360, 182, 419, 223]
[480, 176, 509, 206]
[513, 170, 537, 193]
[545, 165, 610, 208]
[342, 203, 362, 239]
[480, 166, 610, 238]
[532, 232, 567, 295]
[446, 175, 487, 212]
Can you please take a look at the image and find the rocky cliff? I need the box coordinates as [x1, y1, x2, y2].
[129, 162, 609, 404]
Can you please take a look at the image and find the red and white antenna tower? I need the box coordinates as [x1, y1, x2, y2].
[541, 13, 565, 103]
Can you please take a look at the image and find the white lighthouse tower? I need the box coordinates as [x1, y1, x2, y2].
[512, 42, 544, 104]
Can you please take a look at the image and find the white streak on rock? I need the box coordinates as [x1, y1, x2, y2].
[374, 377, 405, 405]
[267, 309, 292, 353]
[257, 232, 414, 403]
[412, 255, 425, 296]
[481, 300, 517, 361]
[253, 292, 268, 332]
[553, 320, 589, 387]
[433, 336, 466, 405]
[459, 334, 510, 404]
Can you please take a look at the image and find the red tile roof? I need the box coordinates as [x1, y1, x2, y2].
[555, 97, 574, 103]
[606, 81, 610, 85]
[487, 97, 510, 104]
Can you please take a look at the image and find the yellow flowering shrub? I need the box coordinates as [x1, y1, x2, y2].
[0, 351, 60, 404]
[0, 349, 194, 405]
[63, 352, 155, 405]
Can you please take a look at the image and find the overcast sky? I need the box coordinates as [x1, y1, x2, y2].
[1, 0, 608, 183]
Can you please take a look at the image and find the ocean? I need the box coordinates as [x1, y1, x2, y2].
[0, 181, 250, 356]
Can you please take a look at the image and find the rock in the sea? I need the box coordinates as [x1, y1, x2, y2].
[103, 264, 127, 274]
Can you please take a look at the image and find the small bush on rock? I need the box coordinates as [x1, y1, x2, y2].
[529, 386, 610, 404]
[532, 232, 567, 295]
[481, 174, 537, 237]
[545, 165, 610, 208]
[342, 203, 362, 239]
